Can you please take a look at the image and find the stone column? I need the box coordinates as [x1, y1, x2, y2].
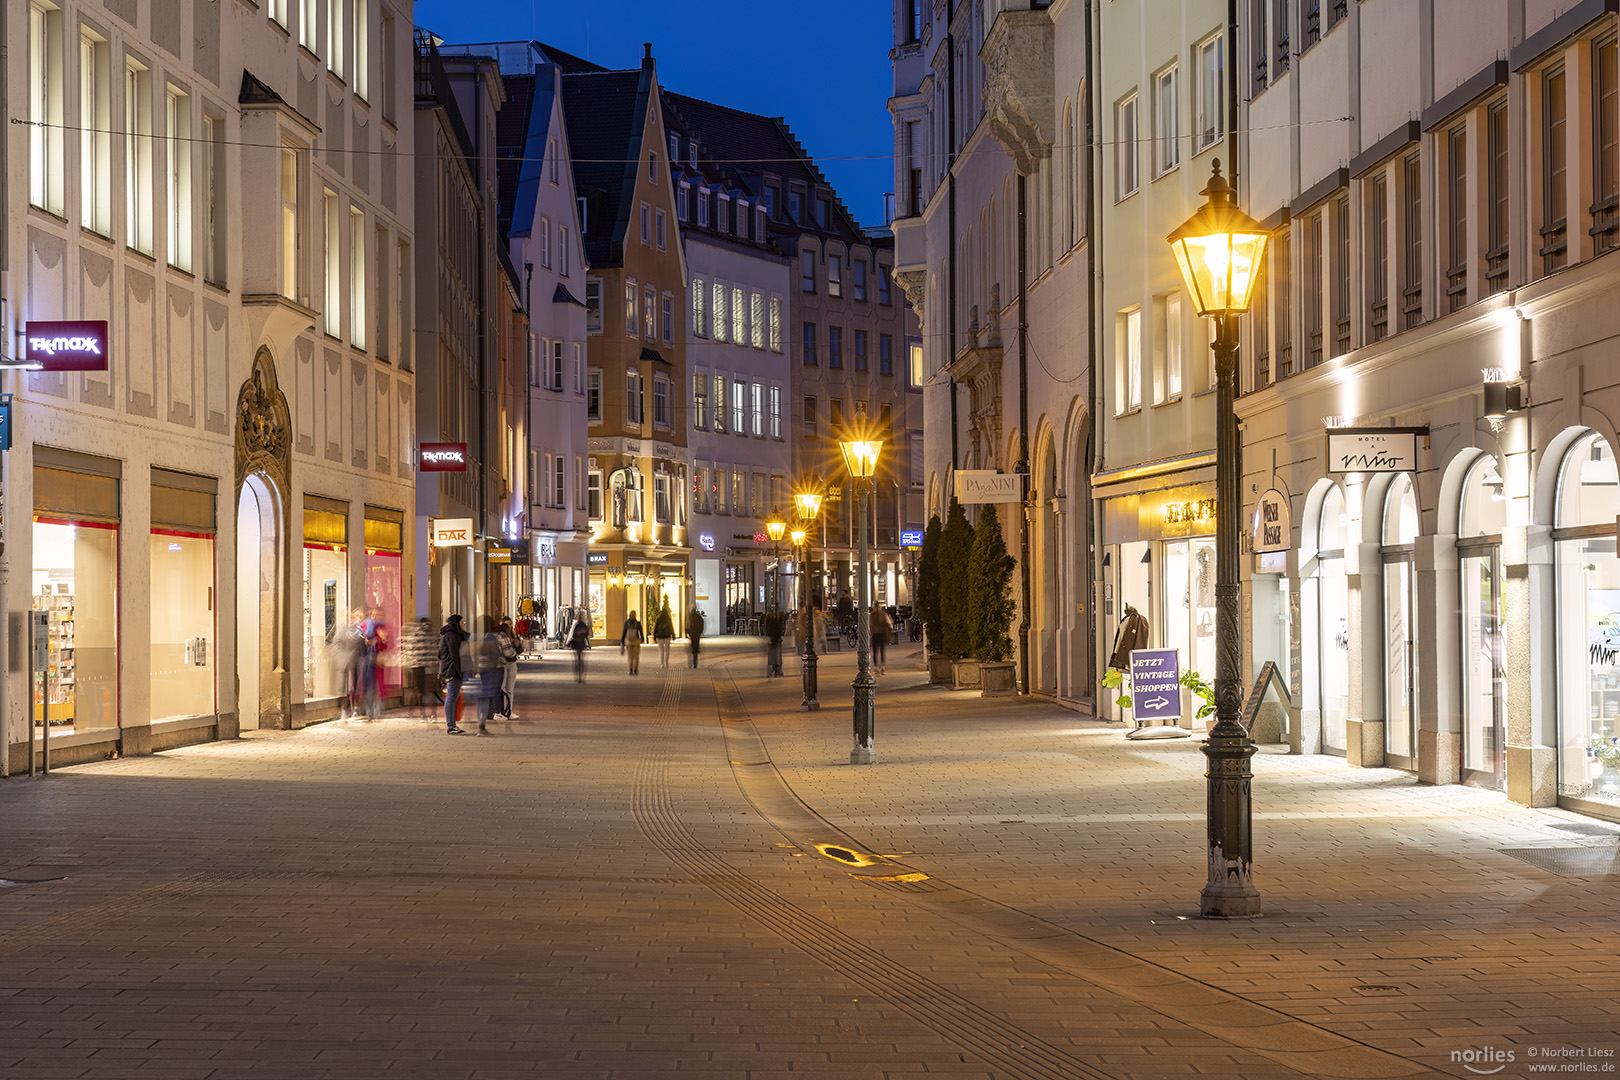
[1344, 539, 1385, 767]
[1502, 524, 1558, 806]
[1416, 533, 1461, 785]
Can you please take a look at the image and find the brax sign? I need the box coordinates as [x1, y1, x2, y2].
[1325, 428, 1427, 474]
[25, 320, 109, 371]
[418, 443, 469, 472]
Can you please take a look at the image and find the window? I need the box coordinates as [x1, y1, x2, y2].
[588, 469, 603, 520]
[662, 292, 674, 344]
[1116, 93, 1139, 198]
[732, 378, 746, 434]
[354, 0, 369, 99]
[828, 254, 843, 297]
[397, 240, 412, 368]
[627, 370, 645, 425]
[80, 32, 111, 235]
[539, 217, 551, 268]
[204, 114, 226, 284]
[697, 186, 710, 227]
[693, 466, 710, 515]
[1194, 34, 1224, 153]
[380, 9, 396, 120]
[815, 194, 830, 228]
[655, 472, 671, 524]
[1369, 172, 1389, 341]
[350, 208, 366, 349]
[648, 150, 658, 183]
[1597, 38, 1619, 253]
[669, 132, 679, 163]
[574, 343, 584, 394]
[269, 0, 287, 26]
[692, 373, 707, 429]
[736, 199, 749, 239]
[714, 467, 729, 514]
[1116, 308, 1142, 414]
[677, 182, 688, 221]
[829, 326, 843, 369]
[830, 398, 844, 428]
[165, 87, 192, 271]
[788, 185, 803, 224]
[732, 286, 746, 344]
[644, 285, 656, 340]
[323, 190, 340, 336]
[905, 0, 922, 43]
[555, 456, 567, 510]
[541, 453, 553, 505]
[751, 383, 763, 436]
[1486, 100, 1510, 291]
[551, 340, 564, 390]
[751, 292, 765, 349]
[1305, 212, 1323, 365]
[769, 386, 782, 438]
[1544, 65, 1569, 273]
[640, 203, 650, 245]
[1447, 126, 1468, 311]
[1334, 195, 1351, 354]
[1275, 0, 1291, 75]
[910, 433, 925, 490]
[529, 337, 543, 386]
[804, 395, 817, 436]
[769, 298, 782, 352]
[905, 119, 924, 215]
[300, 0, 317, 52]
[578, 457, 586, 510]
[692, 277, 707, 337]
[560, 226, 570, 276]
[801, 250, 816, 292]
[853, 260, 868, 301]
[909, 341, 924, 386]
[879, 333, 894, 375]
[587, 369, 602, 422]
[1153, 66, 1179, 176]
[1274, 228, 1293, 371]
[372, 225, 389, 359]
[712, 281, 727, 343]
[756, 205, 768, 241]
[717, 193, 730, 234]
[879, 266, 892, 305]
[802, 322, 817, 365]
[548, 136, 559, 184]
[654, 377, 670, 427]
[1402, 153, 1423, 328]
[854, 330, 869, 372]
[327, 0, 344, 77]
[126, 61, 153, 254]
[1166, 294, 1183, 400]
[1252, 0, 1269, 92]
[586, 278, 602, 333]
[625, 279, 638, 335]
[713, 375, 726, 433]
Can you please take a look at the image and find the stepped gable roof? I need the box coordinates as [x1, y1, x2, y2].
[559, 65, 649, 269]
[663, 91, 866, 240]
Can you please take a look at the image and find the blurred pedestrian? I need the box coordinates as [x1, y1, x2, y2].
[814, 607, 829, 655]
[620, 610, 645, 675]
[871, 606, 893, 676]
[496, 615, 521, 718]
[764, 609, 787, 677]
[653, 601, 675, 668]
[687, 606, 706, 668]
[333, 609, 366, 719]
[399, 617, 437, 713]
[470, 614, 501, 735]
[567, 611, 591, 682]
[439, 614, 469, 734]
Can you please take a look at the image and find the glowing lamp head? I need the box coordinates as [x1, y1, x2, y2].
[839, 438, 885, 479]
[765, 509, 787, 543]
[790, 527, 808, 547]
[1167, 159, 1269, 319]
[794, 489, 824, 521]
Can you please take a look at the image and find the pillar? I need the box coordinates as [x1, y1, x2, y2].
[1502, 524, 1558, 806]
[1415, 533, 1461, 785]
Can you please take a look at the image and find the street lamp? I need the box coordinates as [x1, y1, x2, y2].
[794, 480, 825, 711]
[840, 417, 884, 765]
[765, 508, 787, 613]
[1167, 158, 1269, 918]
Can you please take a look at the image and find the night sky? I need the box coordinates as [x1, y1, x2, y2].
[412, 0, 898, 231]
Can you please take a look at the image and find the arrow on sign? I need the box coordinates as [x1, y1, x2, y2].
[1143, 696, 1171, 710]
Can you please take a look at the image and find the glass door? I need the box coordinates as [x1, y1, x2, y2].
[1318, 553, 1349, 755]
[1383, 554, 1417, 768]
[1461, 547, 1505, 788]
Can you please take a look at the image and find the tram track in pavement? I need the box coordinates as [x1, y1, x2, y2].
[695, 657, 1449, 1080]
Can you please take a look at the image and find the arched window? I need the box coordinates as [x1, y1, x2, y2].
[1382, 473, 1420, 766]
[1316, 485, 1349, 755]
[1459, 453, 1506, 787]
[1459, 455, 1507, 539]
[1554, 431, 1620, 807]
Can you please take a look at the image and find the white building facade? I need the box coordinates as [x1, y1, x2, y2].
[6, 0, 418, 769]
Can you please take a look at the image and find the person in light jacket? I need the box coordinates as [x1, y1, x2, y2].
[620, 611, 645, 675]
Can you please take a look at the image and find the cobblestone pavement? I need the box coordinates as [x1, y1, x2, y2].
[0, 640, 1615, 1079]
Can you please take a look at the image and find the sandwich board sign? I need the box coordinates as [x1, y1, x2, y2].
[1129, 648, 1182, 721]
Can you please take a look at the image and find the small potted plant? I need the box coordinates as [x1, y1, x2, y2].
[968, 504, 1018, 697]
[1101, 667, 1216, 737]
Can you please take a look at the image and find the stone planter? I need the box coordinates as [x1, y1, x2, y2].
[951, 660, 982, 690]
[928, 654, 954, 684]
[979, 661, 1017, 697]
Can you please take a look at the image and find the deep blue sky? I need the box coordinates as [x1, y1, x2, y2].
[413, 1, 896, 230]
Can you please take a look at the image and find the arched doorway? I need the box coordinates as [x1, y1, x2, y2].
[1382, 473, 1420, 770]
[1315, 485, 1350, 756]
[235, 352, 292, 730]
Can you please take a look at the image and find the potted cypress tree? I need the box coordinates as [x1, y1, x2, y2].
[917, 514, 952, 683]
[938, 498, 979, 689]
[968, 503, 1018, 696]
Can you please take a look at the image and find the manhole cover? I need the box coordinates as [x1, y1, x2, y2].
[1549, 821, 1620, 837]
[1501, 843, 1620, 877]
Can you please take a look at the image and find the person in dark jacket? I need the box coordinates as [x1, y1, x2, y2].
[619, 611, 645, 675]
[439, 614, 470, 734]
[687, 607, 706, 668]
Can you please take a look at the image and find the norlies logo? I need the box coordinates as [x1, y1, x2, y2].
[1452, 1047, 1515, 1075]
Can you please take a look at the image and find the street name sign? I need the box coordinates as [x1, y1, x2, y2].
[1129, 648, 1182, 721]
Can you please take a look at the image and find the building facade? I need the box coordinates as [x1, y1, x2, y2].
[7, 0, 417, 769]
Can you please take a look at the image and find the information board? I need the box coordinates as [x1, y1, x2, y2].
[1128, 648, 1182, 721]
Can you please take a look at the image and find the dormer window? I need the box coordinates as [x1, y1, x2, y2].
[788, 184, 805, 224]
[697, 186, 710, 227]
[814, 193, 830, 228]
[668, 132, 679, 163]
[762, 184, 778, 219]
[736, 199, 749, 238]
[677, 181, 689, 222]
[689, 140, 699, 169]
[717, 192, 730, 234]
[756, 206, 768, 241]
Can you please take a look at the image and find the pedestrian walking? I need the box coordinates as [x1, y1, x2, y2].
[470, 615, 501, 735]
[871, 606, 893, 675]
[687, 606, 706, 668]
[399, 617, 437, 713]
[358, 607, 387, 718]
[653, 601, 675, 668]
[813, 607, 829, 655]
[620, 610, 645, 675]
[333, 609, 367, 719]
[567, 612, 591, 682]
[496, 616, 521, 718]
[439, 614, 470, 734]
[764, 609, 787, 677]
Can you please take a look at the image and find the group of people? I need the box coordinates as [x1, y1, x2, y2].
[802, 594, 897, 675]
[436, 614, 524, 735]
[617, 606, 705, 675]
[334, 607, 390, 720]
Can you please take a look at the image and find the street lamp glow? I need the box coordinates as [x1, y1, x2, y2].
[839, 438, 884, 479]
[794, 489, 824, 521]
[790, 527, 807, 547]
[1167, 160, 1269, 319]
[765, 509, 787, 543]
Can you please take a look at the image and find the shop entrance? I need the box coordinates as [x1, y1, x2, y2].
[236, 472, 285, 730]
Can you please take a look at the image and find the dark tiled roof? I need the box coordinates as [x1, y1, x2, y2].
[560, 67, 648, 269]
[495, 72, 538, 238]
[535, 41, 605, 74]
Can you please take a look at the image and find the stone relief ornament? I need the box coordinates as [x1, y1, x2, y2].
[238, 366, 289, 460]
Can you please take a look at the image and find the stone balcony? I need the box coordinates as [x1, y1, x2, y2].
[982, 5, 1055, 175]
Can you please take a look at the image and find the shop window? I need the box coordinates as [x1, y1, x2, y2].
[33, 454, 122, 735]
[364, 507, 404, 692]
[151, 470, 217, 721]
[1555, 432, 1620, 807]
[1459, 456, 1507, 788]
[1382, 474, 1420, 767]
[303, 499, 349, 700]
[1315, 485, 1349, 756]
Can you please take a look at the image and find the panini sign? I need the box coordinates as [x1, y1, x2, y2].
[1325, 428, 1427, 473]
[955, 470, 1023, 504]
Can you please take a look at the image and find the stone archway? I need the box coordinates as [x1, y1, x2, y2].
[234, 349, 293, 730]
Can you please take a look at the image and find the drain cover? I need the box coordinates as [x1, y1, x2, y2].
[1352, 985, 1401, 994]
[1501, 843, 1620, 877]
[1549, 821, 1620, 837]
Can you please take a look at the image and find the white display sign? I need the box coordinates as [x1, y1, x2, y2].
[1325, 429, 1424, 474]
[432, 518, 474, 547]
[956, 470, 1023, 504]
[1252, 488, 1291, 553]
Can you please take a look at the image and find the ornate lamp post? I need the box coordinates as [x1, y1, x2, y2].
[1167, 159, 1270, 918]
[794, 481, 825, 711]
[840, 419, 885, 765]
